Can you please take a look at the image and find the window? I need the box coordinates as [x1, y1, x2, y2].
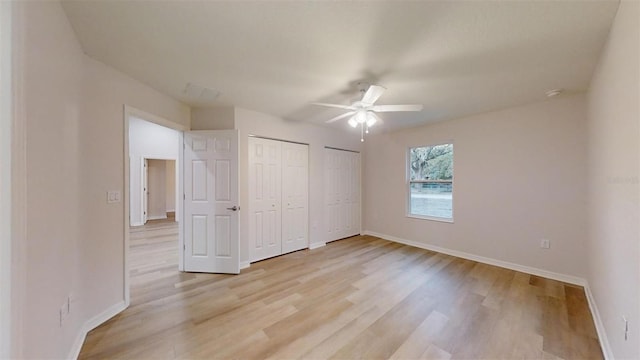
[408, 143, 453, 221]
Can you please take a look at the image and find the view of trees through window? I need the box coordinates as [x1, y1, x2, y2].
[409, 143, 453, 220]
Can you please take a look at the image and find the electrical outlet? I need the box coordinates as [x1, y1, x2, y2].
[540, 239, 550, 249]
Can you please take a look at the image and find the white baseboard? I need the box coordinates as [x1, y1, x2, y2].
[147, 215, 167, 221]
[240, 261, 250, 270]
[584, 284, 613, 360]
[309, 242, 326, 250]
[67, 301, 127, 360]
[363, 231, 586, 286]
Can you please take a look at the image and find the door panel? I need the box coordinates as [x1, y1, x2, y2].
[184, 130, 239, 274]
[282, 142, 308, 254]
[325, 148, 361, 242]
[249, 137, 282, 262]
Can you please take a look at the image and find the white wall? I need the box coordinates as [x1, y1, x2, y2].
[12, 1, 190, 358]
[129, 117, 180, 225]
[193, 107, 364, 265]
[191, 106, 235, 131]
[363, 95, 588, 279]
[586, 1, 639, 358]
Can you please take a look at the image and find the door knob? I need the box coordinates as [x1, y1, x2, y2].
[226, 206, 240, 211]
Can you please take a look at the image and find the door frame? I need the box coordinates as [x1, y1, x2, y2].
[123, 105, 188, 306]
[142, 158, 148, 224]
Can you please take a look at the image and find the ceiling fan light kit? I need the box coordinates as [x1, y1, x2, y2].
[312, 84, 423, 142]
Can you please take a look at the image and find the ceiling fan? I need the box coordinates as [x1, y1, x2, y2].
[312, 84, 423, 141]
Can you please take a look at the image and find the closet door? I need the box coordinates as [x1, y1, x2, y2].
[248, 137, 282, 262]
[282, 142, 309, 254]
[325, 148, 361, 242]
[348, 152, 361, 237]
[325, 149, 340, 241]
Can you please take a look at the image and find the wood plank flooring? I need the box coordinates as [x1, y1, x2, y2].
[79, 220, 602, 359]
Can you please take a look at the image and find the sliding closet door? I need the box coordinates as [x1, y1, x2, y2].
[347, 151, 360, 237]
[248, 137, 282, 262]
[282, 142, 309, 254]
[325, 148, 360, 242]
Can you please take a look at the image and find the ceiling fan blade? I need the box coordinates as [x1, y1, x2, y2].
[311, 102, 356, 110]
[372, 104, 424, 112]
[361, 85, 386, 105]
[325, 111, 355, 123]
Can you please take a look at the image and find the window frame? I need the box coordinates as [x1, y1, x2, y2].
[406, 141, 455, 223]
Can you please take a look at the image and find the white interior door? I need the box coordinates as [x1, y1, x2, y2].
[282, 142, 308, 254]
[248, 137, 282, 262]
[183, 130, 239, 274]
[325, 148, 361, 242]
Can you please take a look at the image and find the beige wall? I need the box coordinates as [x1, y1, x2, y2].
[586, 1, 639, 358]
[14, 1, 190, 358]
[20, 2, 84, 358]
[166, 160, 176, 212]
[0, 2, 12, 357]
[191, 106, 235, 130]
[363, 95, 588, 278]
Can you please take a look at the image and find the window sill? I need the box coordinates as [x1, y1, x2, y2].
[406, 214, 454, 223]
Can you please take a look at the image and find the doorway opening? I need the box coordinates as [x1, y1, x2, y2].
[143, 158, 177, 223]
[124, 107, 187, 306]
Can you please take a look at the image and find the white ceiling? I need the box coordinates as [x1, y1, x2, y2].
[61, 1, 619, 131]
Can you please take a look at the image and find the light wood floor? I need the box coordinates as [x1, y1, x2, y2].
[79, 220, 602, 359]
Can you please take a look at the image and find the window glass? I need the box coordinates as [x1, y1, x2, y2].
[408, 143, 453, 220]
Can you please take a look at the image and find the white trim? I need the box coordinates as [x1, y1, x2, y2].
[406, 214, 454, 223]
[309, 242, 326, 250]
[67, 301, 127, 360]
[363, 230, 586, 286]
[0, 2, 12, 357]
[178, 131, 184, 271]
[584, 284, 614, 360]
[125, 105, 189, 132]
[123, 107, 131, 306]
[240, 261, 251, 270]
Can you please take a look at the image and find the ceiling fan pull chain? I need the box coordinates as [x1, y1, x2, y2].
[361, 124, 364, 142]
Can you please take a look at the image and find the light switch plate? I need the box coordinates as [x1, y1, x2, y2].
[107, 190, 121, 203]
